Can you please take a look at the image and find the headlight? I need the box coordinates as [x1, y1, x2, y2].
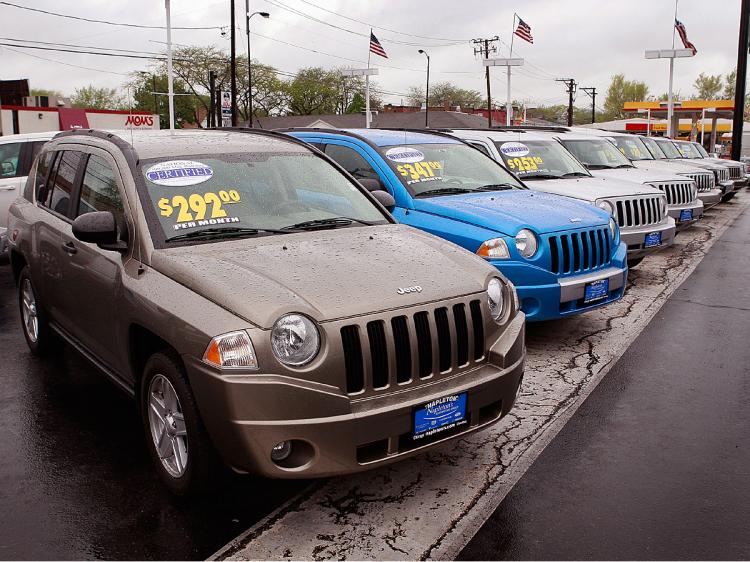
[514, 229, 538, 258]
[203, 330, 258, 369]
[476, 238, 510, 259]
[596, 199, 614, 215]
[271, 313, 320, 366]
[609, 217, 617, 240]
[487, 277, 505, 322]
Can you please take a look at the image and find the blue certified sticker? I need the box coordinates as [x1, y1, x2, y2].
[644, 231, 662, 248]
[145, 160, 214, 187]
[413, 393, 467, 439]
[679, 209, 693, 222]
[584, 278, 609, 303]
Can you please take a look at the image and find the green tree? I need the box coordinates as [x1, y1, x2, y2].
[128, 72, 198, 128]
[601, 74, 649, 120]
[30, 88, 63, 98]
[724, 68, 736, 99]
[346, 92, 366, 114]
[693, 72, 723, 99]
[71, 85, 127, 109]
[236, 57, 287, 120]
[406, 86, 425, 107]
[283, 67, 340, 115]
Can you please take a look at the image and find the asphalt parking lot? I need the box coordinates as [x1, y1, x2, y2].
[0, 197, 746, 561]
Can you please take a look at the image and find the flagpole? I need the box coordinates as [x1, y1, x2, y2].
[507, 13, 517, 126]
[366, 29, 372, 129]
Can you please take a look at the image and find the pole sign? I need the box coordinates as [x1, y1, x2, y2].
[221, 90, 232, 127]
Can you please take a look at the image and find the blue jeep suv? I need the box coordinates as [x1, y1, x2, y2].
[284, 128, 628, 321]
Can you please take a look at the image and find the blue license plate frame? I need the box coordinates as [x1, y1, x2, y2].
[679, 209, 693, 222]
[644, 231, 662, 248]
[412, 392, 468, 442]
[584, 278, 609, 303]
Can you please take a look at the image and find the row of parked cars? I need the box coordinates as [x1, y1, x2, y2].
[0, 124, 746, 495]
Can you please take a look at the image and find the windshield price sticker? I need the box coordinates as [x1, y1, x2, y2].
[158, 189, 241, 230]
[499, 142, 530, 157]
[385, 146, 425, 163]
[397, 161, 443, 184]
[505, 155, 543, 173]
[145, 160, 214, 187]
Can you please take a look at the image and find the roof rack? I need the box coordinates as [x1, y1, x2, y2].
[53, 128, 139, 167]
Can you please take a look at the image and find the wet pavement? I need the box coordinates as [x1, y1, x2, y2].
[0, 267, 306, 560]
[459, 205, 750, 560]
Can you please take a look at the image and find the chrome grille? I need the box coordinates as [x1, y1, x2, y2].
[340, 299, 485, 395]
[728, 165, 742, 179]
[611, 195, 664, 228]
[647, 181, 695, 205]
[715, 167, 729, 182]
[682, 172, 714, 192]
[547, 227, 611, 275]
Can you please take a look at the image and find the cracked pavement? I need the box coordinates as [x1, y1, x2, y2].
[214, 197, 748, 562]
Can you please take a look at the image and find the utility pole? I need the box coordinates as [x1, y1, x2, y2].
[582, 87, 597, 124]
[731, 0, 749, 161]
[208, 70, 217, 128]
[165, 0, 175, 131]
[472, 37, 499, 126]
[556, 78, 577, 126]
[230, 0, 237, 126]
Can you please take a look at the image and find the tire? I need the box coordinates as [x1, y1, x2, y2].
[627, 257, 644, 269]
[18, 266, 60, 356]
[140, 350, 224, 496]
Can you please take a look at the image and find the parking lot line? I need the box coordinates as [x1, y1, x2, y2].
[212, 198, 748, 561]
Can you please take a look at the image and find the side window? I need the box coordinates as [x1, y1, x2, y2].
[324, 144, 380, 181]
[469, 142, 492, 158]
[0, 142, 22, 178]
[76, 155, 125, 229]
[26, 151, 54, 202]
[44, 150, 83, 217]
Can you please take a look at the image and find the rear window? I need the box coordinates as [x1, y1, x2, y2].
[138, 151, 388, 245]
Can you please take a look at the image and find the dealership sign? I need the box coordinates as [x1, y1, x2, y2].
[125, 114, 155, 127]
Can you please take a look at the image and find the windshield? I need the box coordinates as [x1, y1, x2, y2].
[693, 143, 710, 157]
[640, 136, 667, 159]
[379, 142, 524, 196]
[139, 152, 388, 245]
[610, 136, 654, 161]
[560, 138, 634, 169]
[677, 142, 702, 159]
[494, 139, 591, 179]
[654, 139, 684, 159]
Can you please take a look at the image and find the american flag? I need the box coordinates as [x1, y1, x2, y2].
[369, 31, 388, 58]
[675, 19, 697, 55]
[514, 17, 533, 44]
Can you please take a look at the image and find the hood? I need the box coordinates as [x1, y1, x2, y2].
[665, 158, 724, 172]
[632, 159, 715, 176]
[587, 166, 688, 184]
[699, 157, 743, 168]
[150, 224, 494, 329]
[523, 175, 663, 202]
[413, 190, 608, 235]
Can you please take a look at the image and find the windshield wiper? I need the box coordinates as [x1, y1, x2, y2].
[166, 226, 287, 243]
[474, 183, 518, 191]
[522, 173, 563, 179]
[560, 172, 590, 178]
[585, 164, 616, 170]
[415, 187, 475, 197]
[614, 164, 634, 168]
[281, 217, 374, 231]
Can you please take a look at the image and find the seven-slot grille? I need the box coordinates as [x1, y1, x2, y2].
[682, 173, 714, 192]
[647, 181, 695, 205]
[547, 227, 612, 275]
[340, 299, 485, 395]
[715, 167, 729, 182]
[727, 165, 743, 179]
[611, 195, 664, 229]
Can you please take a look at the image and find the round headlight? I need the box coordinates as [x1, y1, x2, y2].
[596, 199, 614, 215]
[270, 314, 320, 366]
[487, 278, 505, 322]
[514, 229, 538, 258]
[609, 217, 617, 240]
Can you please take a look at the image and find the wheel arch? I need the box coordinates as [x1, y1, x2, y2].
[9, 250, 27, 285]
[128, 324, 182, 399]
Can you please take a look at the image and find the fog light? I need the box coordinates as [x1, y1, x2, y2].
[271, 440, 292, 462]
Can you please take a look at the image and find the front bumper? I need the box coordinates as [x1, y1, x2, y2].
[733, 176, 748, 189]
[620, 218, 676, 259]
[667, 199, 703, 231]
[719, 180, 736, 195]
[698, 188, 723, 208]
[495, 241, 628, 322]
[186, 312, 526, 478]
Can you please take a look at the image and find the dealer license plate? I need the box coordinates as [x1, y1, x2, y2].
[644, 231, 662, 248]
[679, 209, 693, 222]
[413, 392, 468, 441]
[584, 279, 609, 303]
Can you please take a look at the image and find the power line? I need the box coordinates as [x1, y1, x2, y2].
[0, 36, 169, 57]
[1, 45, 130, 76]
[0, 1, 223, 30]
[0, 41, 184, 61]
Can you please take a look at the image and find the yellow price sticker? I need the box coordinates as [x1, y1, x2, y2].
[397, 161, 443, 182]
[158, 189, 241, 223]
[506, 156, 543, 172]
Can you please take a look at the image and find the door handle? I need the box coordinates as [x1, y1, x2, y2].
[61, 241, 77, 255]
[0, 185, 16, 191]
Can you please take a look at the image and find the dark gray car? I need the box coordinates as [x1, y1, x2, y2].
[6, 129, 525, 495]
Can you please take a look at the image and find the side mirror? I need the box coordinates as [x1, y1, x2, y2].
[371, 190, 395, 212]
[72, 211, 125, 251]
[358, 178, 384, 192]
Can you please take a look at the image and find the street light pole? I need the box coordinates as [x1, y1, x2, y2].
[245, 5, 270, 128]
[418, 49, 430, 128]
[165, 0, 175, 131]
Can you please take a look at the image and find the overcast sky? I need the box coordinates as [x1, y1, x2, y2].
[0, 0, 745, 109]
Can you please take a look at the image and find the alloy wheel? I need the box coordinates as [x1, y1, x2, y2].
[147, 374, 188, 478]
[20, 279, 39, 344]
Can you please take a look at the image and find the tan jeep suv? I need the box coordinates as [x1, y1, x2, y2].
[7, 129, 525, 495]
